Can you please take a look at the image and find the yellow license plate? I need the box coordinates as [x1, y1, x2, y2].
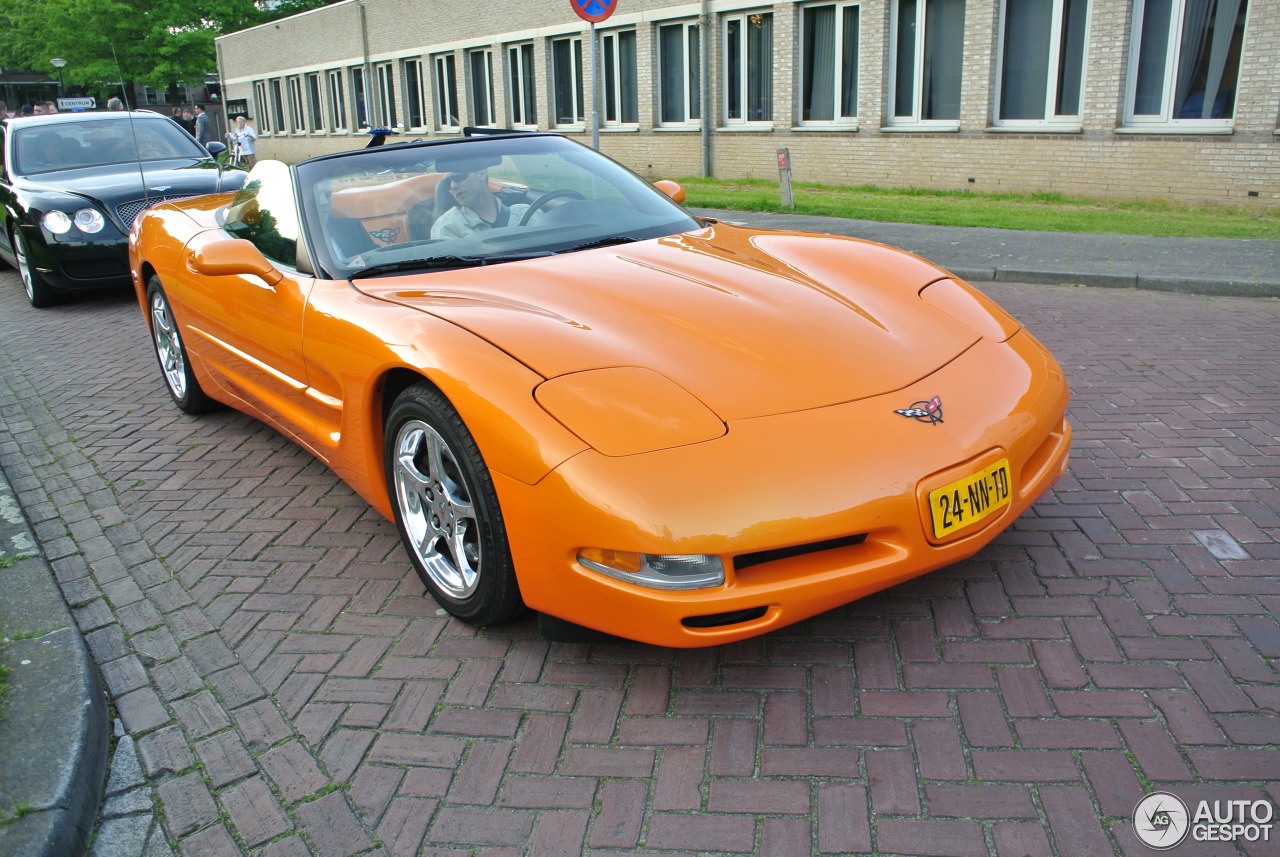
[929, 459, 1012, 539]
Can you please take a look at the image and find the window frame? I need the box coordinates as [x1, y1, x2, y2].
[657, 20, 702, 127]
[254, 80, 271, 134]
[798, 1, 861, 128]
[351, 65, 369, 129]
[306, 73, 324, 132]
[507, 43, 538, 128]
[602, 29, 639, 127]
[327, 69, 347, 132]
[1122, 0, 1248, 130]
[722, 10, 774, 126]
[404, 59, 428, 130]
[551, 36, 586, 128]
[434, 53, 461, 130]
[269, 78, 286, 135]
[287, 76, 306, 133]
[887, 0, 967, 129]
[468, 49, 496, 128]
[375, 62, 398, 129]
[993, 0, 1088, 128]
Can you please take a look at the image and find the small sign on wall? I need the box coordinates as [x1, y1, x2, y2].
[225, 98, 250, 119]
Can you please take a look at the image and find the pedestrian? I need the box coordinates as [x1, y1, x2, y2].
[43, 101, 57, 114]
[0, 101, 9, 118]
[19, 104, 33, 116]
[193, 104, 211, 148]
[107, 96, 124, 110]
[226, 114, 258, 168]
[32, 103, 45, 115]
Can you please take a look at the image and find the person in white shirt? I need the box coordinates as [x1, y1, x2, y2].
[227, 115, 258, 168]
[431, 167, 532, 239]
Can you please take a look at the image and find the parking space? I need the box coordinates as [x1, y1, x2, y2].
[0, 272, 1276, 857]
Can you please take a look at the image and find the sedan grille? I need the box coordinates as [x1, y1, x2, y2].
[116, 195, 204, 229]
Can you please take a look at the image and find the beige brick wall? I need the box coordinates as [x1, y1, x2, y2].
[217, 0, 1280, 205]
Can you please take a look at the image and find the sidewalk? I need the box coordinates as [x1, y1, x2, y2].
[691, 208, 1280, 298]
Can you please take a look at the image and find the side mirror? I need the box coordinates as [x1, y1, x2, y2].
[188, 238, 284, 286]
[206, 141, 227, 157]
[653, 180, 686, 204]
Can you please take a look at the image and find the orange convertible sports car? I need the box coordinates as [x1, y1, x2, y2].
[129, 131, 1070, 647]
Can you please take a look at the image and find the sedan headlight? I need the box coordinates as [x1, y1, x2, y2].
[73, 208, 106, 234]
[41, 210, 73, 234]
[578, 548, 725, 590]
[42, 207, 106, 235]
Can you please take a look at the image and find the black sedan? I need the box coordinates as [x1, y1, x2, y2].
[0, 111, 247, 307]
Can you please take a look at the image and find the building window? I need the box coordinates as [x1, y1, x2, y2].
[269, 79, 286, 133]
[891, 0, 966, 125]
[724, 12, 773, 124]
[288, 77, 305, 132]
[403, 60, 427, 129]
[602, 30, 638, 125]
[351, 66, 368, 128]
[508, 43, 537, 127]
[1125, 0, 1247, 126]
[375, 62, 397, 128]
[800, 3, 859, 125]
[658, 21, 700, 125]
[306, 73, 324, 131]
[254, 81, 270, 133]
[551, 37, 585, 126]
[997, 0, 1087, 124]
[327, 70, 347, 131]
[469, 50, 495, 127]
[433, 54, 460, 129]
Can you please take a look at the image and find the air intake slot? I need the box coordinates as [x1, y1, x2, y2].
[733, 533, 868, 572]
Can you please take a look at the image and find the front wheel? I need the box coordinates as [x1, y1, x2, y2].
[147, 278, 216, 414]
[385, 383, 522, 625]
[13, 227, 65, 308]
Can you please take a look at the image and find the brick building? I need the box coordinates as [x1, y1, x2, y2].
[216, 0, 1279, 204]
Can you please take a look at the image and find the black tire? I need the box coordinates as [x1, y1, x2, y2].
[385, 383, 522, 625]
[12, 227, 66, 308]
[146, 277, 217, 414]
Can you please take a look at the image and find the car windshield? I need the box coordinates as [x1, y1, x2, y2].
[296, 134, 701, 278]
[13, 117, 208, 176]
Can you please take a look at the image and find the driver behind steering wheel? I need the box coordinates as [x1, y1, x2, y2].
[431, 166, 538, 239]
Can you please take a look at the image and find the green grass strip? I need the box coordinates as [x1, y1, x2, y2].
[678, 177, 1280, 240]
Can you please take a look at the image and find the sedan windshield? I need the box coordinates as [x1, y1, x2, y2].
[13, 117, 209, 176]
[296, 134, 701, 278]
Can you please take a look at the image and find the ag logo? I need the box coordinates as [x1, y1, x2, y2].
[1134, 792, 1190, 850]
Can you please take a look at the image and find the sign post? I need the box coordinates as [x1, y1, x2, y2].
[777, 148, 795, 209]
[570, 0, 618, 150]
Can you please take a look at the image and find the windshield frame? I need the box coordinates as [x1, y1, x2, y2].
[295, 133, 700, 280]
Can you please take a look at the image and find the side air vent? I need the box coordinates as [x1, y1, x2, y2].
[734, 533, 868, 572]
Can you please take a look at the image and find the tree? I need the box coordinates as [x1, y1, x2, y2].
[0, 0, 339, 102]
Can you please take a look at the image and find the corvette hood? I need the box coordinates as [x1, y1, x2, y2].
[357, 225, 981, 420]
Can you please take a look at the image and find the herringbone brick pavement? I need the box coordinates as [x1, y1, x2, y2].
[0, 272, 1276, 857]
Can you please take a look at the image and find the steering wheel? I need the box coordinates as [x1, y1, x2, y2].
[519, 189, 585, 225]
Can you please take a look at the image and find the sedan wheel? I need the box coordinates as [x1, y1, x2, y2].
[386, 384, 522, 625]
[12, 228, 64, 308]
[147, 278, 215, 414]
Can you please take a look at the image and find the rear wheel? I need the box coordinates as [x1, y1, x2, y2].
[12, 227, 65, 308]
[147, 277, 216, 414]
[386, 383, 522, 625]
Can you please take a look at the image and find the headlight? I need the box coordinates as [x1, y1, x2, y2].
[73, 208, 106, 234]
[578, 548, 725, 590]
[535, 367, 725, 456]
[42, 210, 73, 234]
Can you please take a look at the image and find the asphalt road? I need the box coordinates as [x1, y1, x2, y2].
[0, 270, 1277, 857]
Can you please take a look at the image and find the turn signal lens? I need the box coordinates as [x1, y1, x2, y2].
[42, 210, 73, 234]
[578, 548, 725, 590]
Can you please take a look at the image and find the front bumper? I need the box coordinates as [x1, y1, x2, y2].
[496, 330, 1071, 647]
[25, 224, 131, 291]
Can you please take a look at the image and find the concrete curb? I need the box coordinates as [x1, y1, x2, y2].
[0, 469, 109, 857]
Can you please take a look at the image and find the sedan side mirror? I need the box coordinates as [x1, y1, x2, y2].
[206, 141, 227, 157]
[188, 238, 284, 286]
[653, 180, 686, 204]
